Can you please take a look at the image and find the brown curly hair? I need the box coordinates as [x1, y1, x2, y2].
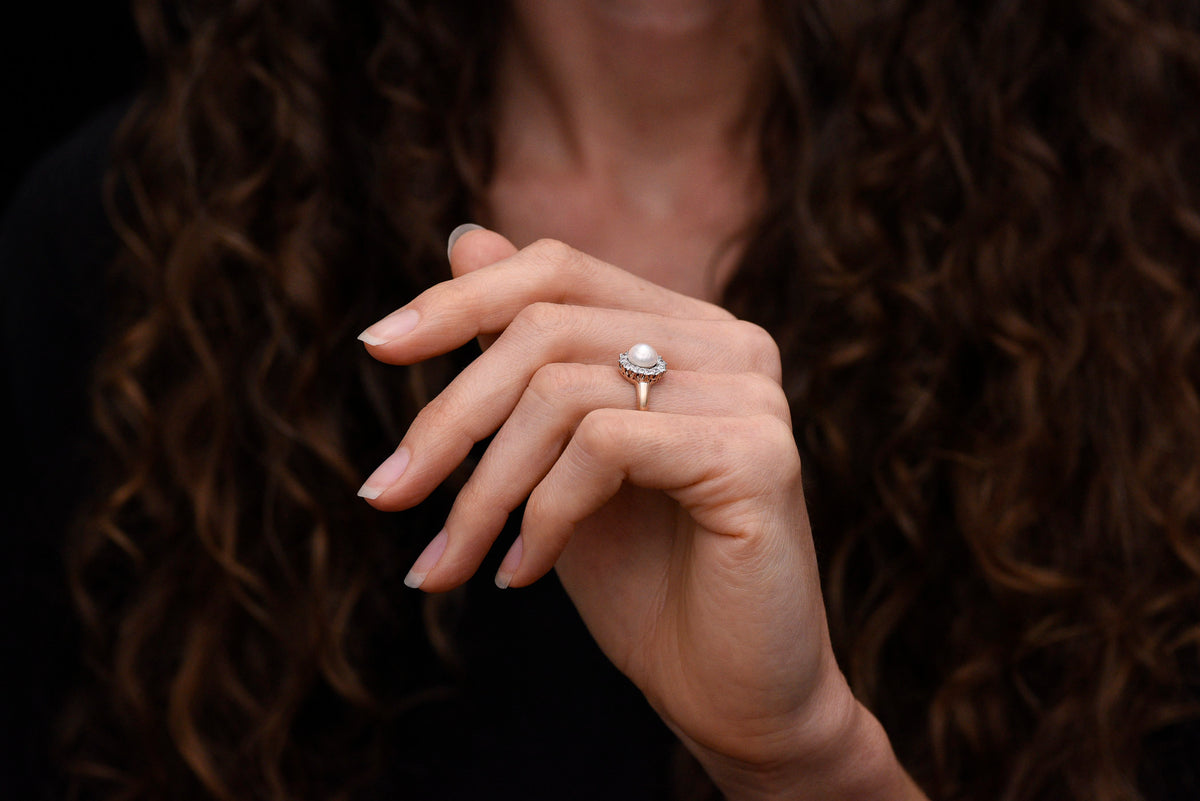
[69, 1, 1200, 799]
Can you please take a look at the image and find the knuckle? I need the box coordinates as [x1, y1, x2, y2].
[747, 414, 803, 477]
[745, 372, 792, 421]
[410, 391, 475, 450]
[526, 237, 573, 260]
[574, 408, 630, 456]
[526, 363, 590, 407]
[706, 303, 739, 321]
[510, 300, 570, 339]
[524, 238, 596, 288]
[525, 238, 580, 272]
[750, 411, 792, 442]
[692, 298, 738, 322]
[425, 270, 476, 311]
[452, 473, 491, 513]
[733, 321, 783, 381]
[523, 483, 554, 523]
[412, 392, 455, 429]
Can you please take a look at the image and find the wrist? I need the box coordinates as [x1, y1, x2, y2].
[686, 676, 927, 801]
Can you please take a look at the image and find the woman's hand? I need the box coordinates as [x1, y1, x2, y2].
[357, 229, 924, 800]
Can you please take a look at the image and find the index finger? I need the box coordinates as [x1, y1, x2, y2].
[358, 236, 735, 363]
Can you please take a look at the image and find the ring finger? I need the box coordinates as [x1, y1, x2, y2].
[360, 304, 781, 511]
[403, 364, 790, 591]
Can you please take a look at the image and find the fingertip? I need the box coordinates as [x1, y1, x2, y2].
[494, 534, 523, 589]
[358, 308, 420, 347]
[447, 223, 486, 261]
[447, 224, 519, 277]
[504, 512, 575, 589]
[403, 529, 448, 590]
[358, 446, 411, 501]
[357, 330, 389, 347]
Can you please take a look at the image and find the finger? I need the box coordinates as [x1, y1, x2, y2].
[358, 236, 734, 355]
[448, 225, 520, 277]
[447, 226, 517, 351]
[409, 365, 789, 591]
[359, 306, 782, 511]
[502, 410, 803, 588]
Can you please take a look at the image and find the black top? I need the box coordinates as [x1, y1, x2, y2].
[3, 106, 1199, 801]
[1, 104, 124, 801]
[0, 105, 677, 801]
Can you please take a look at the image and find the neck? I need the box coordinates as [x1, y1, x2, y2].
[496, 0, 770, 174]
[484, 1, 771, 299]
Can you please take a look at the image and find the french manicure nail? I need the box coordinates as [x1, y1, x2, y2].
[447, 223, 485, 261]
[405, 530, 448, 589]
[494, 535, 523, 590]
[358, 308, 419, 345]
[357, 446, 411, 499]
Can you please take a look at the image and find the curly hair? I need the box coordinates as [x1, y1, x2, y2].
[68, 1, 1200, 799]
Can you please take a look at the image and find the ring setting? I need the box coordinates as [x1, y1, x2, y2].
[619, 343, 667, 411]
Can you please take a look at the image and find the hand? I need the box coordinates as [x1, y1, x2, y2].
[357, 229, 923, 800]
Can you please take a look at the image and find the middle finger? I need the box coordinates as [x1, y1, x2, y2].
[360, 302, 780, 511]
[412, 363, 790, 589]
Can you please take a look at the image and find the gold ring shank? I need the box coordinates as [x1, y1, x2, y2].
[636, 380, 650, 411]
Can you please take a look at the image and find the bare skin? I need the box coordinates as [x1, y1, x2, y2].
[357, 2, 930, 799]
[486, 0, 769, 300]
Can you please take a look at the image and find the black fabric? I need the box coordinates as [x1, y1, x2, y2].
[1, 102, 125, 801]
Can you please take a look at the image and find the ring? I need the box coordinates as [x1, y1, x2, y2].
[619, 343, 667, 411]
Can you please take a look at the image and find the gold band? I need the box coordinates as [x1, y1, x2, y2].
[636, 380, 650, 411]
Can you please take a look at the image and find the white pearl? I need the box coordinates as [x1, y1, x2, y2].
[627, 343, 659, 368]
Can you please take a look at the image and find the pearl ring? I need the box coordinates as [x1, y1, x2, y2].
[619, 343, 667, 411]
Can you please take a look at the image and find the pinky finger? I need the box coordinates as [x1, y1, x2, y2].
[497, 408, 801, 588]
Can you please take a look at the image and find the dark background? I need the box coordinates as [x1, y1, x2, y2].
[1, 7, 142, 796]
[1, 3, 142, 213]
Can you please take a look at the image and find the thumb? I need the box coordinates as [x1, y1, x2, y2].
[447, 223, 519, 278]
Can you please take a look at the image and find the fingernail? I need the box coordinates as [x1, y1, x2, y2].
[405, 530, 448, 589]
[447, 223, 485, 261]
[357, 446, 411, 499]
[358, 308, 419, 345]
[494, 535, 523, 589]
